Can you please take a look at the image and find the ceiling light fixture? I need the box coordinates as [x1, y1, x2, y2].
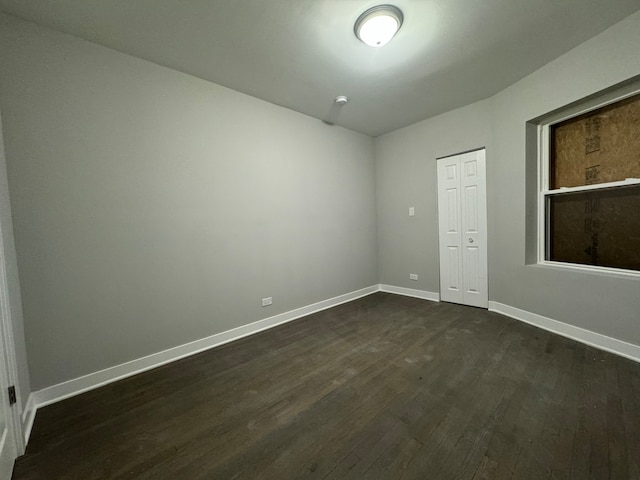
[354, 5, 403, 48]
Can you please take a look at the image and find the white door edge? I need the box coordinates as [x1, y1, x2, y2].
[0, 220, 24, 477]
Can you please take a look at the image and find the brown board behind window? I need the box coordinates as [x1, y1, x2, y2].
[551, 93, 640, 189]
[548, 185, 640, 271]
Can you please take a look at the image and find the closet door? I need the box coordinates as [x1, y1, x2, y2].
[437, 149, 487, 308]
[437, 155, 464, 305]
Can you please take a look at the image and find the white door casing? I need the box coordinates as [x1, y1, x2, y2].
[0, 224, 22, 478]
[0, 307, 18, 479]
[0, 106, 23, 478]
[437, 149, 488, 308]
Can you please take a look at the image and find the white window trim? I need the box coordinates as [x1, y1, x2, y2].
[536, 87, 640, 278]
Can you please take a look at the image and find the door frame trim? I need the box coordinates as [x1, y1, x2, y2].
[0, 218, 25, 457]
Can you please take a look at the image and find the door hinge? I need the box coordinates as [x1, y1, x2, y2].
[8, 385, 16, 405]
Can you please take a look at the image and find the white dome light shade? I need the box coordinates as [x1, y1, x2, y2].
[355, 5, 403, 48]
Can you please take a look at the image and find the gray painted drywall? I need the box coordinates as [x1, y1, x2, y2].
[0, 13, 377, 390]
[1, 7, 640, 395]
[0, 105, 30, 409]
[377, 10, 640, 347]
[488, 10, 640, 344]
[374, 100, 492, 293]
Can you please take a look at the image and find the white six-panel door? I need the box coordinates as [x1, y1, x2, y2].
[437, 149, 488, 308]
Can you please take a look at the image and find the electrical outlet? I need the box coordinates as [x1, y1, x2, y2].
[262, 297, 273, 307]
[409, 207, 415, 217]
[409, 274, 418, 281]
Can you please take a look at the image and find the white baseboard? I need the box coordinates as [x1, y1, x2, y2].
[488, 301, 640, 364]
[22, 393, 36, 446]
[29, 288, 637, 449]
[23, 285, 379, 445]
[379, 284, 440, 302]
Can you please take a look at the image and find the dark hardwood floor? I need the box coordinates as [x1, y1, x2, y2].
[12, 293, 640, 479]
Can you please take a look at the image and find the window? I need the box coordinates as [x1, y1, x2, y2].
[539, 91, 640, 274]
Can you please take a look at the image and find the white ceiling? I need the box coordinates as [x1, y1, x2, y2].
[1, 0, 639, 136]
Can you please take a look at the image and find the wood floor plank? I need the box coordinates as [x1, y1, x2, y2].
[11, 293, 640, 480]
[617, 357, 640, 478]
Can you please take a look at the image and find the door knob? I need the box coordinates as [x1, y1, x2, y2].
[468, 238, 474, 243]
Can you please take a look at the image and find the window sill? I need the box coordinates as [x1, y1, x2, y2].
[532, 261, 640, 280]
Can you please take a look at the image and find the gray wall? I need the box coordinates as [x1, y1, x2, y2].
[0, 106, 30, 410]
[2, 8, 640, 394]
[377, 11, 640, 346]
[0, 13, 378, 390]
[489, 10, 640, 344]
[375, 100, 492, 293]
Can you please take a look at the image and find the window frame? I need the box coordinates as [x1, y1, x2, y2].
[537, 88, 640, 278]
